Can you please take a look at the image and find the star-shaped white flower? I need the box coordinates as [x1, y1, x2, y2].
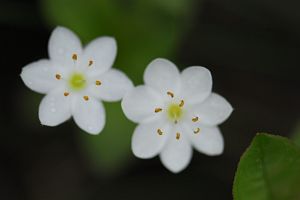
[121, 58, 233, 173]
[21, 26, 133, 134]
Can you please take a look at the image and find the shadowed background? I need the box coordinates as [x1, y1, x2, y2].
[0, 0, 299, 199]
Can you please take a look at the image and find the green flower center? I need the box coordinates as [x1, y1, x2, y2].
[68, 72, 86, 91]
[167, 103, 183, 122]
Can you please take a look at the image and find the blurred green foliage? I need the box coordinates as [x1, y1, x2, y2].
[291, 121, 300, 147]
[233, 133, 300, 200]
[40, 0, 195, 175]
[78, 102, 135, 176]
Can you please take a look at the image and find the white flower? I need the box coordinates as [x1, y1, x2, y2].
[21, 26, 133, 135]
[121, 58, 233, 173]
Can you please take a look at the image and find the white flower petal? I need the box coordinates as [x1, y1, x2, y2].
[180, 66, 212, 104]
[144, 58, 181, 95]
[48, 26, 82, 65]
[186, 124, 224, 156]
[21, 59, 60, 94]
[83, 37, 117, 76]
[132, 120, 170, 159]
[159, 129, 193, 173]
[39, 87, 72, 126]
[88, 69, 133, 102]
[193, 93, 233, 126]
[121, 85, 163, 123]
[72, 96, 105, 135]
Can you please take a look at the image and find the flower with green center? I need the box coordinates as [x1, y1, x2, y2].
[121, 58, 233, 173]
[21, 26, 133, 134]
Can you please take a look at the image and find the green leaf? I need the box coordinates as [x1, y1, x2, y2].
[233, 133, 300, 200]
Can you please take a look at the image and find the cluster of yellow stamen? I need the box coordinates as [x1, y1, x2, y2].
[72, 53, 78, 61]
[176, 132, 181, 140]
[154, 108, 162, 113]
[194, 128, 200, 134]
[192, 116, 200, 134]
[154, 91, 202, 140]
[55, 74, 61, 80]
[83, 96, 89, 101]
[179, 100, 184, 107]
[192, 117, 199, 122]
[95, 80, 102, 86]
[167, 91, 174, 98]
[157, 128, 163, 135]
[53, 53, 101, 102]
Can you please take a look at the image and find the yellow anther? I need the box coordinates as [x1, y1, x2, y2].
[95, 80, 101, 86]
[176, 132, 181, 140]
[64, 92, 69, 96]
[83, 96, 89, 101]
[192, 117, 199, 122]
[167, 91, 174, 98]
[179, 100, 184, 107]
[154, 108, 162, 113]
[157, 129, 163, 135]
[55, 74, 61, 80]
[194, 128, 200, 134]
[88, 60, 93, 66]
[72, 53, 78, 61]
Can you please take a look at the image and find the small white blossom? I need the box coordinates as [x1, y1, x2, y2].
[21, 26, 133, 134]
[121, 58, 233, 173]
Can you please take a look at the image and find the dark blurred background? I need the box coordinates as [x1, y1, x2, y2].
[1, 0, 300, 199]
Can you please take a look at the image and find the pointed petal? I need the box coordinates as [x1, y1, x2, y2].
[72, 96, 105, 135]
[180, 66, 212, 104]
[159, 128, 193, 173]
[83, 37, 117, 76]
[21, 59, 61, 93]
[121, 85, 163, 123]
[132, 120, 170, 159]
[48, 26, 82, 65]
[186, 124, 224, 156]
[144, 58, 181, 95]
[39, 87, 72, 126]
[193, 93, 233, 126]
[88, 69, 133, 102]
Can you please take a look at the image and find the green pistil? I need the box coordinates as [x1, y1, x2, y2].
[167, 103, 183, 122]
[69, 72, 86, 91]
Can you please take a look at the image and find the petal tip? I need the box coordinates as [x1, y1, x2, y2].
[39, 118, 58, 127]
[200, 145, 224, 156]
[77, 123, 104, 135]
[132, 150, 155, 159]
[162, 162, 188, 174]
